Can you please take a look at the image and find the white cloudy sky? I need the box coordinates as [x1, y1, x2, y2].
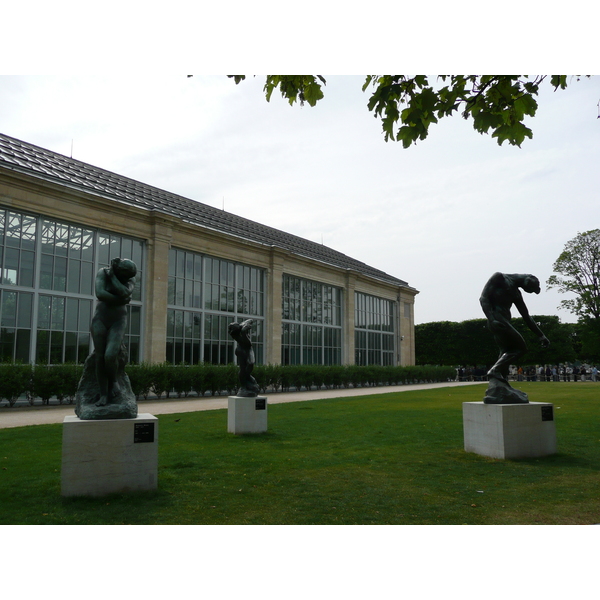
[2, 73, 598, 324]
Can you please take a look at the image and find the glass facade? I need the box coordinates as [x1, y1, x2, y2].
[0, 290, 33, 363]
[166, 248, 265, 364]
[281, 274, 342, 365]
[355, 292, 396, 366]
[0, 206, 144, 364]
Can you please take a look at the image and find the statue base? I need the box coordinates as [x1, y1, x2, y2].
[227, 396, 268, 435]
[61, 414, 158, 497]
[75, 349, 137, 420]
[483, 376, 529, 404]
[463, 402, 557, 459]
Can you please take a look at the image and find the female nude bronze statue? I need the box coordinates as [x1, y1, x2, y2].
[228, 319, 260, 397]
[90, 257, 137, 407]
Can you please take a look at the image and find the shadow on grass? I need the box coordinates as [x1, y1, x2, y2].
[506, 452, 599, 469]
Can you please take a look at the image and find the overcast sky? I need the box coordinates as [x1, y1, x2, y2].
[1, 74, 598, 324]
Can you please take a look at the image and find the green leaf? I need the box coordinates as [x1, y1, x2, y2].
[513, 94, 538, 119]
[303, 81, 324, 107]
[492, 122, 533, 147]
[228, 75, 246, 85]
[471, 109, 503, 134]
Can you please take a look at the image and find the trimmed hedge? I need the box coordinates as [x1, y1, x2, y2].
[0, 364, 33, 407]
[0, 363, 84, 407]
[0, 362, 456, 406]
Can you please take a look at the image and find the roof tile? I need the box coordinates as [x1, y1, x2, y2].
[0, 132, 409, 287]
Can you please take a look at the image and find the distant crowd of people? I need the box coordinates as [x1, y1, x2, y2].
[457, 365, 599, 383]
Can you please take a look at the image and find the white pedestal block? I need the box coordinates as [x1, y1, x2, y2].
[463, 402, 557, 459]
[61, 413, 158, 497]
[228, 396, 268, 434]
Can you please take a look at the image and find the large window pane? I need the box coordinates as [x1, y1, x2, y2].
[20, 250, 35, 288]
[80, 263, 93, 296]
[1, 208, 144, 364]
[67, 259, 80, 293]
[15, 329, 30, 363]
[17, 294, 33, 328]
[282, 275, 342, 365]
[6, 213, 22, 247]
[64, 331, 78, 363]
[1, 291, 16, 327]
[4, 247, 18, 285]
[0, 328, 15, 361]
[21, 215, 36, 250]
[69, 227, 82, 259]
[355, 291, 396, 366]
[166, 249, 264, 365]
[66, 298, 78, 331]
[79, 300, 92, 331]
[51, 297, 65, 330]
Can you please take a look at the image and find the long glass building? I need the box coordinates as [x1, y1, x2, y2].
[0, 133, 418, 366]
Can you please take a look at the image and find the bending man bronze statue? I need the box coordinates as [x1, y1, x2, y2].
[90, 257, 137, 407]
[480, 272, 549, 403]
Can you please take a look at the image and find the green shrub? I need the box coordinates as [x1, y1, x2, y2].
[32, 364, 82, 405]
[253, 364, 268, 393]
[283, 365, 313, 391]
[202, 364, 222, 396]
[254, 364, 283, 393]
[0, 362, 456, 405]
[268, 364, 284, 392]
[150, 363, 173, 399]
[0, 363, 32, 407]
[32, 366, 62, 405]
[345, 365, 367, 388]
[385, 366, 397, 384]
[128, 363, 155, 400]
[171, 365, 195, 398]
[403, 366, 416, 384]
[224, 363, 239, 395]
[190, 364, 209, 396]
[299, 365, 316, 390]
[323, 365, 345, 389]
[54, 364, 83, 404]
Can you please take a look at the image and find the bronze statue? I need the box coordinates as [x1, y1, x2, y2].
[228, 319, 260, 397]
[480, 272, 550, 404]
[75, 258, 138, 419]
[91, 258, 137, 407]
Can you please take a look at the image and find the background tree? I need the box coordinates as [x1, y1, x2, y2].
[415, 319, 497, 366]
[512, 315, 576, 365]
[573, 318, 600, 363]
[547, 229, 600, 320]
[229, 75, 589, 148]
[414, 321, 459, 366]
[416, 317, 577, 367]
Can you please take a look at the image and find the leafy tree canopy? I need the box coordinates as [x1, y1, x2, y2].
[547, 229, 600, 320]
[573, 317, 600, 363]
[415, 316, 577, 367]
[229, 75, 588, 148]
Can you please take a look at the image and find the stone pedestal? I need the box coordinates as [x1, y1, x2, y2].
[463, 402, 557, 459]
[61, 413, 158, 497]
[228, 396, 268, 434]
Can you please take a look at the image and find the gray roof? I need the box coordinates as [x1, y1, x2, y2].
[0, 132, 409, 287]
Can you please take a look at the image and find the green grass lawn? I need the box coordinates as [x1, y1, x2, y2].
[1, 382, 599, 525]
